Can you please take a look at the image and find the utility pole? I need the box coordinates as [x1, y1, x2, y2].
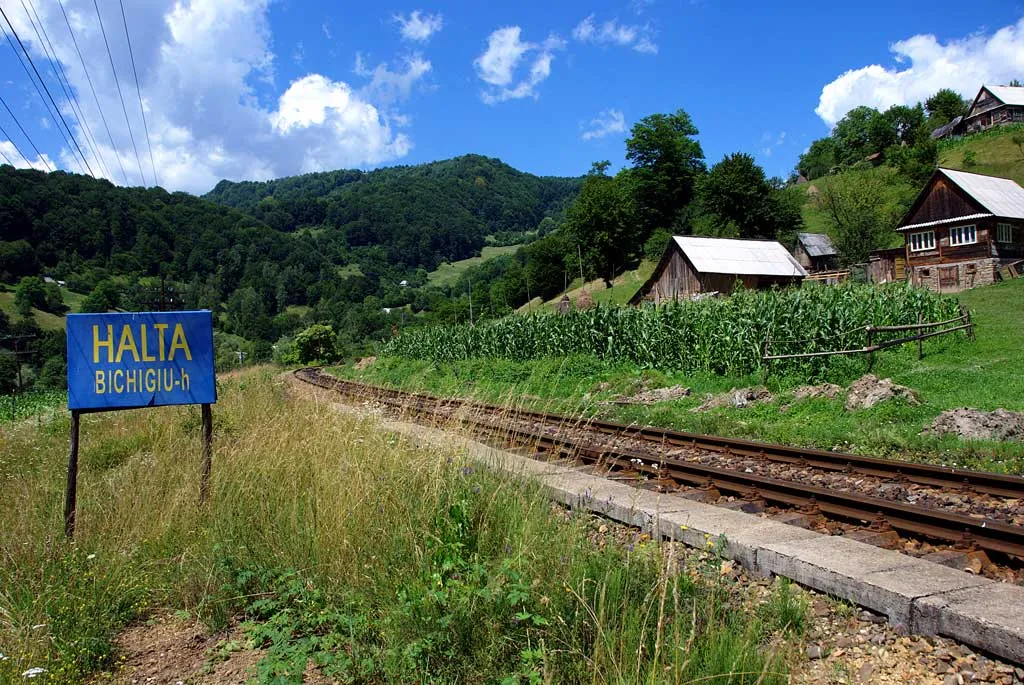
[578, 244, 585, 290]
[468, 280, 474, 327]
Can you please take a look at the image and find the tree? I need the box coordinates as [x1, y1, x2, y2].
[832, 106, 886, 165]
[293, 324, 339, 363]
[697, 153, 801, 240]
[883, 104, 926, 147]
[798, 138, 837, 180]
[819, 169, 907, 265]
[625, 109, 706, 237]
[14, 276, 47, 317]
[925, 89, 968, 127]
[562, 163, 640, 286]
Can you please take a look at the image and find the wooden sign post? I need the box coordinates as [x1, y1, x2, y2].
[63, 311, 217, 538]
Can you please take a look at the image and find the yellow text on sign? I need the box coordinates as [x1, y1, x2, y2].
[92, 323, 192, 364]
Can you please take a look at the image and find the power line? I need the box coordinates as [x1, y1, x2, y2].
[0, 3, 94, 176]
[56, 0, 128, 185]
[92, 0, 144, 185]
[0, 125, 16, 165]
[0, 93, 55, 170]
[22, 0, 112, 180]
[118, 0, 156, 186]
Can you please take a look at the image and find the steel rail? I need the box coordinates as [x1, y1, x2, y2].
[294, 368, 1024, 557]
[294, 368, 1024, 498]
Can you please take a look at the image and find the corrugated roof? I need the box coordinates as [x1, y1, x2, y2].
[939, 168, 1024, 219]
[673, 236, 808, 277]
[797, 232, 837, 257]
[986, 85, 1024, 107]
[899, 213, 994, 232]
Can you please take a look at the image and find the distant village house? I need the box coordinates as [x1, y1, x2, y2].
[932, 85, 1024, 139]
[629, 236, 807, 305]
[793, 232, 838, 273]
[898, 168, 1024, 292]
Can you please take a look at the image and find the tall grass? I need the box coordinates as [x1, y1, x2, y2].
[0, 369, 788, 683]
[384, 282, 961, 377]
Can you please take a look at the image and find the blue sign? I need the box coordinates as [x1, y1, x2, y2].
[66, 311, 216, 411]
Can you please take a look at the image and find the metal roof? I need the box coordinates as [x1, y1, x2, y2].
[899, 213, 994, 232]
[797, 232, 837, 257]
[672, 236, 808, 277]
[939, 168, 1024, 220]
[986, 85, 1024, 107]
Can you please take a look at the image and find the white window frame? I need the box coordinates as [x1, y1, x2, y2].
[948, 224, 977, 247]
[909, 231, 936, 252]
[997, 222, 1014, 243]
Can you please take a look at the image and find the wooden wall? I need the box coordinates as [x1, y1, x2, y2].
[902, 177, 984, 229]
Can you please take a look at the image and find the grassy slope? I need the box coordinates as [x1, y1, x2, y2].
[427, 244, 521, 287]
[0, 369, 789, 682]
[338, 278, 1024, 473]
[519, 261, 656, 313]
[939, 125, 1024, 186]
[0, 286, 98, 330]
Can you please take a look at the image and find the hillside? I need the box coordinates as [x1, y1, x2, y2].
[204, 155, 581, 270]
[938, 124, 1024, 186]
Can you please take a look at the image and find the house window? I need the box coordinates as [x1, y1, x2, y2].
[910, 231, 936, 252]
[948, 224, 977, 247]
[997, 222, 1014, 243]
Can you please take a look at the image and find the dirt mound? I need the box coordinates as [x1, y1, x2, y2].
[575, 290, 596, 310]
[793, 383, 843, 401]
[844, 374, 920, 411]
[924, 408, 1024, 442]
[354, 356, 376, 370]
[604, 384, 691, 405]
[692, 387, 773, 412]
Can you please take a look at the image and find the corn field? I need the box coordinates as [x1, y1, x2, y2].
[383, 283, 962, 376]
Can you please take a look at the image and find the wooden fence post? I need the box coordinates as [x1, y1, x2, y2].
[199, 403, 213, 505]
[64, 410, 80, 538]
[917, 312, 924, 360]
[866, 326, 874, 372]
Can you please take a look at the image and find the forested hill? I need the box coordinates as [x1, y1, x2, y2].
[0, 166, 327, 295]
[204, 154, 581, 270]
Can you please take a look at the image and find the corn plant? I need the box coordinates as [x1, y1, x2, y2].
[383, 282, 962, 377]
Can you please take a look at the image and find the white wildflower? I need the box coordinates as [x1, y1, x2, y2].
[23, 667, 46, 678]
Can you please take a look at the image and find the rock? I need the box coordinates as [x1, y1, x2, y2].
[793, 383, 844, 401]
[858, 610, 886, 624]
[845, 374, 920, 411]
[353, 355, 376, 370]
[857, 663, 874, 682]
[836, 636, 855, 649]
[944, 676, 959, 685]
[805, 644, 823, 660]
[607, 384, 690, 405]
[692, 386, 772, 412]
[924, 408, 1024, 442]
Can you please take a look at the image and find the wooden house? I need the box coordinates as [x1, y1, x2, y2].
[793, 232, 838, 272]
[629, 236, 807, 305]
[898, 168, 1024, 292]
[962, 85, 1024, 134]
[866, 247, 907, 284]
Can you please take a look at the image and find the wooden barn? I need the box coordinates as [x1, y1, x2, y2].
[629, 236, 807, 305]
[793, 232, 838, 272]
[898, 168, 1024, 292]
[962, 85, 1024, 134]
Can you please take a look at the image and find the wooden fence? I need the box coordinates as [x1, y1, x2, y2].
[761, 306, 973, 379]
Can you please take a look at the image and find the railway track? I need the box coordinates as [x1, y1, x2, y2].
[294, 368, 1024, 561]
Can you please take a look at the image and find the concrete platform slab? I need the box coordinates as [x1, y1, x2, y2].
[914, 582, 1024, 664]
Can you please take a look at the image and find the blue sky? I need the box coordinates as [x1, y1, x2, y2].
[2, 0, 1023, 194]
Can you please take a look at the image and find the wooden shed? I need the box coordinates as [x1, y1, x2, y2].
[793, 232, 838, 272]
[898, 168, 1024, 292]
[866, 247, 907, 284]
[629, 236, 807, 305]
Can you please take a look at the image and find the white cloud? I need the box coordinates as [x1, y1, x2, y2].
[816, 18, 1024, 126]
[322, 22, 331, 39]
[474, 27, 564, 104]
[0, 140, 55, 171]
[3, 0, 418, 193]
[572, 14, 657, 54]
[358, 54, 433, 106]
[581, 109, 625, 141]
[394, 10, 443, 42]
[293, 41, 304, 65]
